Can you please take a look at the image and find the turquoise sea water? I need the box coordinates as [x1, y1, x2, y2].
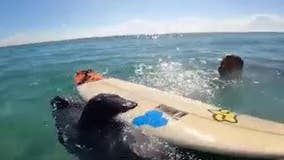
[0, 33, 284, 160]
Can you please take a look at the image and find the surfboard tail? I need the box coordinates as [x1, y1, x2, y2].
[74, 69, 103, 86]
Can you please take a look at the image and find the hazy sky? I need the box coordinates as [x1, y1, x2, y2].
[1, 0, 284, 46]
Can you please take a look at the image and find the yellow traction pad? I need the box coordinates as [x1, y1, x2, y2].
[208, 109, 238, 123]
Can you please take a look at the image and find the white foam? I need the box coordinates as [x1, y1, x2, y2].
[131, 60, 217, 102]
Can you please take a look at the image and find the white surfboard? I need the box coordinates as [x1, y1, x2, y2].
[75, 71, 284, 158]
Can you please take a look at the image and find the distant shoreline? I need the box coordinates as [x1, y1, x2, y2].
[1, 31, 284, 49]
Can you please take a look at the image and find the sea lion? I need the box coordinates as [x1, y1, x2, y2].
[50, 94, 175, 160]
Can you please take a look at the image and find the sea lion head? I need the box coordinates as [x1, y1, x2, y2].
[78, 94, 137, 130]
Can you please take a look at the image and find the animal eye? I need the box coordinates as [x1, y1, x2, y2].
[122, 102, 132, 107]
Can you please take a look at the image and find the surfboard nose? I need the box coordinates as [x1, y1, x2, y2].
[74, 69, 103, 85]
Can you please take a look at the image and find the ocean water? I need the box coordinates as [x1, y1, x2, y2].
[0, 33, 284, 160]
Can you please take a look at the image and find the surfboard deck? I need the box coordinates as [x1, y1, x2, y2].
[75, 71, 284, 158]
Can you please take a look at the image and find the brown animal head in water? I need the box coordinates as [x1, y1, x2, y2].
[218, 55, 244, 80]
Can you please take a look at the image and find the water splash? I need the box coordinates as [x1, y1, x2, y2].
[131, 59, 218, 102]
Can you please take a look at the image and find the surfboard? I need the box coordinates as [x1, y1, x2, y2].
[74, 69, 284, 158]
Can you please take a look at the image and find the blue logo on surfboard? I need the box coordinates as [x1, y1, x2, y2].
[132, 110, 168, 128]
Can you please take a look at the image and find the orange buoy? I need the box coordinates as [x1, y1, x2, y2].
[74, 69, 103, 85]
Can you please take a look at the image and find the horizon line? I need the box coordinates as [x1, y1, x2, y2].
[1, 31, 284, 48]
